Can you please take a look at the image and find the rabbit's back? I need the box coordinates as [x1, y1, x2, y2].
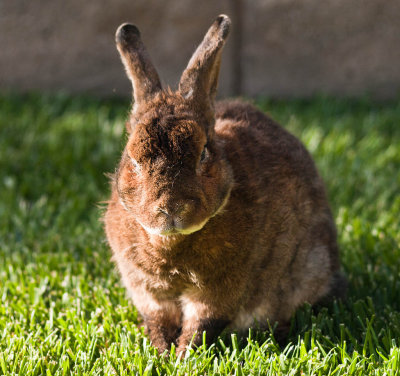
[215, 100, 329, 216]
[215, 100, 321, 196]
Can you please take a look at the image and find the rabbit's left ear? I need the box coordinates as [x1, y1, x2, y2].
[116, 23, 162, 112]
[179, 15, 231, 109]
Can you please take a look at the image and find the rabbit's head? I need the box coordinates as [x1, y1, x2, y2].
[115, 16, 233, 236]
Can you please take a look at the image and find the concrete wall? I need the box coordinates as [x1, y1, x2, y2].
[1, 0, 399, 99]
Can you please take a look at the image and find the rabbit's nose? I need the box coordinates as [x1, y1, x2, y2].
[157, 201, 193, 218]
[156, 206, 183, 218]
[156, 206, 185, 230]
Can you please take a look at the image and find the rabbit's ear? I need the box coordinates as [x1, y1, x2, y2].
[179, 15, 231, 108]
[116, 23, 162, 110]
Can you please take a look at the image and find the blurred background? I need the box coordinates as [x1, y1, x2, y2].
[1, 0, 399, 99]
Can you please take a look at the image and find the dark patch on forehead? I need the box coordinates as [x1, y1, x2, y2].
[131, 112, 205, 168]
[127, 91, 208, 171]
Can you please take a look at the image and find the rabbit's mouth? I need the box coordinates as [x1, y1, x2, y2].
[136, 216, 210, 237]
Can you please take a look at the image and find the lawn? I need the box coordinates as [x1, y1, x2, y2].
[0, 92, 399, 375]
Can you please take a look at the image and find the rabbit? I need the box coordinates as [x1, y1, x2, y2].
[104, 14, 346, 354]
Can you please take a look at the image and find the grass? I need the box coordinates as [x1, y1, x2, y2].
[0, 92, 399, 375]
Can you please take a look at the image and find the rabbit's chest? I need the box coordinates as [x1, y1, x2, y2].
[133, 251, 192, 292]
[140, 263, 199, 299]
[136, 242, 224, 296]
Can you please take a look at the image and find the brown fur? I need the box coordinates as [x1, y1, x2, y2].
[104, 15, 346, 354]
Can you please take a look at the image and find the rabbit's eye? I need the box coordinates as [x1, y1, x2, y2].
[131, 157, 141, 174]
[200, 146, 208, 162]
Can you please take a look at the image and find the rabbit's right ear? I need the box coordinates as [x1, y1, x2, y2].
[116, 23, 162, 111]
[179, 15, 231, 112]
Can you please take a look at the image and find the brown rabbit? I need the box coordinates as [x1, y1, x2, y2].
[104, 15, 346, 354]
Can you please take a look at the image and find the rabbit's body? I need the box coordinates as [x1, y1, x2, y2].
[104, 16, 345, 353]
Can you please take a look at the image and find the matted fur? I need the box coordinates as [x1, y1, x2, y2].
[104, 15, 346, 354]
